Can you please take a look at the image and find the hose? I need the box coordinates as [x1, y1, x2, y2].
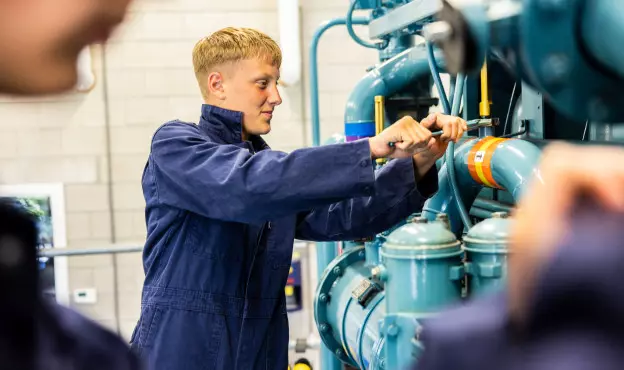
[446, 74, 473, 230]
[426, 40, 451, 114]
[347, 0, 388, 50]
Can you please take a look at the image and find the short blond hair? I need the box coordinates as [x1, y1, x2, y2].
[192, 27, 282, 98]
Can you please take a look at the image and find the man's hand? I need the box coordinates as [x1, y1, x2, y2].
[368, 113, 467, 159]
[508, 143, 624, 326]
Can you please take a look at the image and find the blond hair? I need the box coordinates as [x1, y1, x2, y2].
[192, 27, 282, 98]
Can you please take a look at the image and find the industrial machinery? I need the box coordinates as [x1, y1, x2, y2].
[309, 0, 624, 369]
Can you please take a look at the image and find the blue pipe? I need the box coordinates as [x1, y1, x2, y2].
[445, 75, 473, 231]
[346, 0, 387, 50]
[344, 45, 444, 141]
[423, 138, 542, 236]
[426, 40, 451, 114]
[316, 243, 342, 370]
[310, 17, 369, 147]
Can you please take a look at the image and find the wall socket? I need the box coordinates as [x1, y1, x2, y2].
[73, 288, 97, 304]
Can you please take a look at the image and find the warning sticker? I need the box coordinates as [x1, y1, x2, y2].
[474, 151, 485, 163]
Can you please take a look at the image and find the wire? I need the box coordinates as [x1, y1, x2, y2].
[502, 82, 517, 135]
[346, 0, 388, 50]
[582, 120, 589, 140]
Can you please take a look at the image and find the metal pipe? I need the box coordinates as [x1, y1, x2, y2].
[315, 242, 342, 370]
[427, 40, 451, 114]
[309, 16, 369, 146]
[344, 45, 443, 141]
[445, 75, 473, 231]
[479, 61, 491, 118]
[423, 138, 542, 236]
[581, 0, 624, 80]
[472, 198, 513, 213]
[39, 244, 143, 258]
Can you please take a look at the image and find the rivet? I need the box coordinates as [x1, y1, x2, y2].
[333, 266, 342, 276]
[319, 323, 330, 333]
[335, 349, 344, 357]
[319, 293, 328, 303]
[387, 324, 399, 337]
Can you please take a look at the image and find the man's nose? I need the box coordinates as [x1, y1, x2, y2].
[268, 86, 282, 106]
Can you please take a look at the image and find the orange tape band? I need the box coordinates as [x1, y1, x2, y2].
[467, 137, 508, 189]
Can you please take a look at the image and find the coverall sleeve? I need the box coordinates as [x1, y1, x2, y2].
[149, 122, 376, 224]
[294, 158, 439, 241]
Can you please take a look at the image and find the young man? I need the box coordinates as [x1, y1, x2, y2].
[0, 1, 139, 369]
[130, 27, 466, 370]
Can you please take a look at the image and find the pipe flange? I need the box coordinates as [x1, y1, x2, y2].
[521, 0, 624, 122]
[313, 246, 366, 366]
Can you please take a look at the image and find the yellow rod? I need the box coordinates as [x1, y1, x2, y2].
[479, 60, 491, 118]
[374, 96, 386, 164]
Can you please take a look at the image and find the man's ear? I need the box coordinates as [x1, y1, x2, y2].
[207, 72, 225, 100]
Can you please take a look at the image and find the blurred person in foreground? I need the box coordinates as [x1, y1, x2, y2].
[0, 1, 139, 369]
[417, 143, 624, 370]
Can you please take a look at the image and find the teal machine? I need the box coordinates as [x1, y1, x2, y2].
[310, 0, 624, 369]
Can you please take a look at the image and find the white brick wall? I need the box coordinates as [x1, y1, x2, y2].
[0, 0, 379, 343]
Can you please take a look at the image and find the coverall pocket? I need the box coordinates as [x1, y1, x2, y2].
[136, 305, 162, 349]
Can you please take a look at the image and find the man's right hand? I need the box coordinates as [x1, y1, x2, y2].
[508, 143, 624, 326]
[368, 116, 435, 159]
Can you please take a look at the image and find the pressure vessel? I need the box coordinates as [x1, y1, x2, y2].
[463, 211, 512, 297]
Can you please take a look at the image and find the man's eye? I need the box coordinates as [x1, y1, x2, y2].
[258, 81, 268, 88]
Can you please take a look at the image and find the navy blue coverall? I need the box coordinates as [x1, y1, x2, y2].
[129, 104, 438, 370]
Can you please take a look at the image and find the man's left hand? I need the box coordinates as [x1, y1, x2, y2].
[418, 112, 467, 160]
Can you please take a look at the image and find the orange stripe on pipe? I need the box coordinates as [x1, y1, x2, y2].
[468, 137, 509, 189]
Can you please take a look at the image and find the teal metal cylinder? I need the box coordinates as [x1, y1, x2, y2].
[314, 246, 387, 369]
[380, 216, 464, 314]
[380, 216, 464, 369]
[463, 211, 512, 297]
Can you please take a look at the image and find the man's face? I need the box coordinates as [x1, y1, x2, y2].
[220, 58, 282, 137]
[0, 0, 132, 95]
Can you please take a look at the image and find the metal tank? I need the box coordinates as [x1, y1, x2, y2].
[463, 212, 512, 297]
[379, 215, 464, 370]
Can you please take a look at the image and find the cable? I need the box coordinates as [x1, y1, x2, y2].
[426, 40, 451, 114]
[446, 75, 473, 230]
[502, 82, 517, 135]
[582, 120, 589, 141]
[346, 0, 388, 50]
[449, 75, 457, 109]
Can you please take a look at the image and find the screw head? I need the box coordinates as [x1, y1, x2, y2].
[333, 266, 342, 276]
[319, 323, 330, 333]
[387, 324, 399, 337]
[319, 293, 328, 303]
[335, 349, 344, 357]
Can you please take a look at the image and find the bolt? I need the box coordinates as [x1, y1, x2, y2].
[319, 324, 330, 333]
[358, 250, 365, 259]
[380, 359, 387, 369]
[319, 293, 328, 303]
[387, 324, 399, 337]
[541, 54, 570, 86]
[333, 266, 342, 276]
[335, 349, 344, 357]
[423, 21, 453, 44]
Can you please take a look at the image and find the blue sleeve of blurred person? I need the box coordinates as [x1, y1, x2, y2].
[150, 122, 386, 224]
[294, 161, 438, 241]
[416, 206, 624, 370]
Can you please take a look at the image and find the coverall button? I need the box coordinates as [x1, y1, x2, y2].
[360, 159, 369, 167]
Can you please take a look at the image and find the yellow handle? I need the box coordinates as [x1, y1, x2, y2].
[294, 364, 312, 370]
[479, 60, 491, 118]
[374, 95, 387, 164]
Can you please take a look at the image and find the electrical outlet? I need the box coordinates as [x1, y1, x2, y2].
[73, 288, 97, 304]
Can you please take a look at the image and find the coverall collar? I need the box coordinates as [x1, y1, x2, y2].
[199, 104, 269, 151]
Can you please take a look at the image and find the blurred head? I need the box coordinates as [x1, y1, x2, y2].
[193, 27, 283, 138]
[0, 0, 132, 95]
